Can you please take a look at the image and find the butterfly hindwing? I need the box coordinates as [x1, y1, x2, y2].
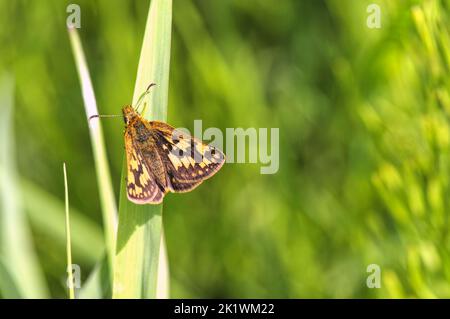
[124, 130, 164, 204]
[150, 121, 225, 193]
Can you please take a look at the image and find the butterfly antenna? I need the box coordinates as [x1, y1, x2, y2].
[89, 114, 122, 122]
[135, 83, 156, 113]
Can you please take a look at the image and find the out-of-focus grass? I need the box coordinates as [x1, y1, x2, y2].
[22, 179, 104, 264]
[0, 74, 49, 298]
[0, 259, 21, 298]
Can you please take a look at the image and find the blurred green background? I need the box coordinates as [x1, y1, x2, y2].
[1, 0, 450, 298]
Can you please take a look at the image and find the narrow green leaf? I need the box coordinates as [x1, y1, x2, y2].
[68, 27, 118, 277]
[156, 230, 170, 299]
[63, 163, 75, 299]
[113, 0, 172, 299]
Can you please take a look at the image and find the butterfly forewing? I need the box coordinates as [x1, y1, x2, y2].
[124, 130, 164, 204]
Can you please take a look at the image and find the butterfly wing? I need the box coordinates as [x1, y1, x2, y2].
[124, 129, 165, 204]
[150, 121, 225, 193]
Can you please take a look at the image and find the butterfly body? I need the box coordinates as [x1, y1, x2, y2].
[122, 106, 225, 204]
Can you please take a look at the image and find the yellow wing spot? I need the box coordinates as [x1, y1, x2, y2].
[130, 159, 139, 170]
[135, 185, 143, 195]
[128, 170, 135, 185]
[139, 165, 150, 186]
[139, 174, 148, 187]
[143, 163, 150, 174]
[199, 162, 206, 168]
[177, 139, 191, 150]
[168, 152, 183, 169]
[198, 170, 203, 175]
[203, 157, 211, 165]
[195, 142, 206, 153]
[188, 156, 196, 167]
[181, 156, 191, 169]
[191, 172, 196, 177]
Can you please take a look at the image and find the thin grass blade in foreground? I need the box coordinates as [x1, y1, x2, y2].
[63, 163, 75, 299]
[68, 28, 118, 278]
[0, 74, 49, 298]
[113, 0, 172, 299]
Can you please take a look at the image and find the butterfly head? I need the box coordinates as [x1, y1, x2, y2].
[122, 105, 139, 125]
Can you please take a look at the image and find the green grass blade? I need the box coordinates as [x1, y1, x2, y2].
[0, 74, 49, 298]
[68, 28, 117, 276]
[63, 163, 75, 299]
[113, 0, 172, 299]
[156, 230, 170, 298]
